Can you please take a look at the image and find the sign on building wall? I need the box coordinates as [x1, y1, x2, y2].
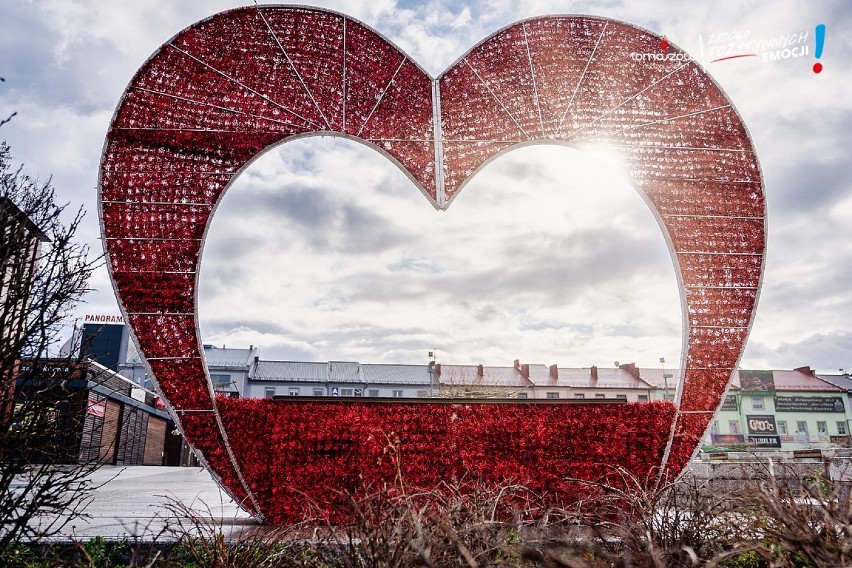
[720, 395, 738, 410]
[746, 415, 777, 435]
[748, 435, 782, 448]
[87, 401, 106, 418]
[740, 371, 775, 391]
[774, 396, 845, 413]
[711, 434, 744, 444]
[746, 414, 780, 447]
[83, 314, 126, 324]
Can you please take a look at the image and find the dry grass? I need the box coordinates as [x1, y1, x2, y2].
[4, 462, 852, 567]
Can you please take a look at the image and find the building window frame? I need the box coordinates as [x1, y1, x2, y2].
[751, 395, 764, 410]
[729, 420, 741, 435]
[264, 387, 275, 398]
[817, 421, 827, 435]
[210, 373, 231, 386]
[368, 389, 379, 397]
[837, 421, 848, 436]
[777, 420, 788, 435]
[341, 388, 354, 396]
[392, 390, 403, 398]
[546, 392, 559, 399]
[312, 388, 324, 397]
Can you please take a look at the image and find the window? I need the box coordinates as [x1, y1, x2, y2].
[517, 392, 528, 399]
[595, 393, 605, 399]
[392, 390, 403, 398]
[838, 422, 848, 436]
[313, 388, 324, 397]
[729, 420, 740, 435]
[638, 395, 648, 402]
[616, 394, 627, 401]
[797, 421, 808, 435]
[210, 373, 230, 386]
[368, 389, 379, 397]
[710, 421, 719, 435]
[264, 387, 275, 398]
[341, 388, 354, 396]
[288, 387, 299, 396]
[751, 396, 764, 410]
[817, 421, 827, 435]
[574, 393, 585, 399]
[777, 421, 787, 435]
[664, 394, 675, 401]
[416, 390, 428, 398]
[546, 392, 559, 399]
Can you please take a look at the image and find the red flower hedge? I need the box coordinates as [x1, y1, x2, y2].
[214, 396, 677, 524]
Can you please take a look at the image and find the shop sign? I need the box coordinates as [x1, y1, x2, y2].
[87, 401, 106, 417]
[83, 314, 125, 324]
[720, 395, 738, 410]
[746, 414, 777, 435]
[774, 396, 845, 413]
[711, 434, 744, 444]
[748, 435, 781, 448]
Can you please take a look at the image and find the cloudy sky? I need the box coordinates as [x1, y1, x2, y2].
[1, 1, 850, 373]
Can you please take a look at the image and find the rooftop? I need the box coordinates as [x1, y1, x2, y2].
[203, 345, 257, 369]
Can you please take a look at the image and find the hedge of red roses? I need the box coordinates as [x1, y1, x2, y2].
[213, 396, 678, 524]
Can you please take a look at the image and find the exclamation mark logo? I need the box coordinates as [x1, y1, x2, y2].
[813, 24, 826, 73]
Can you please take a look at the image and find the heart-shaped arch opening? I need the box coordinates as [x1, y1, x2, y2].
[199, 137, 683, 368]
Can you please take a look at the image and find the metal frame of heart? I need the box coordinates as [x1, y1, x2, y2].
[99, 5, 765, 520]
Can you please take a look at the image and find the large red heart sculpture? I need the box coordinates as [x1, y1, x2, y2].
[99, 7, 764, 522]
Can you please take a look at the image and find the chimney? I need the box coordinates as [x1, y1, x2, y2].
[476, 364, 484, 378]
[549, 364, 559, 380]
[435, 363, 442, 377]
[794, 365, 814, 376]
[619, 362, 641, 380]
[590, 365, 598, 382]
[520, 364, 530, 378]
[513, 359, 520, 369]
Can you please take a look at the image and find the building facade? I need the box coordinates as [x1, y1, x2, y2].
[709, 367, 851, 450]
[13, 359, 180, 465]
[1, 197, 49, 419]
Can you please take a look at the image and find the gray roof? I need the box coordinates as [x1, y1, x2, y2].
[251, 361, 431, 385]
[329, 361, 360, 383]
[253, 361, 327, 381]
[203, 346, 256, 369]
[360, 364, 430, 386]
[818, 374, 852, 392]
